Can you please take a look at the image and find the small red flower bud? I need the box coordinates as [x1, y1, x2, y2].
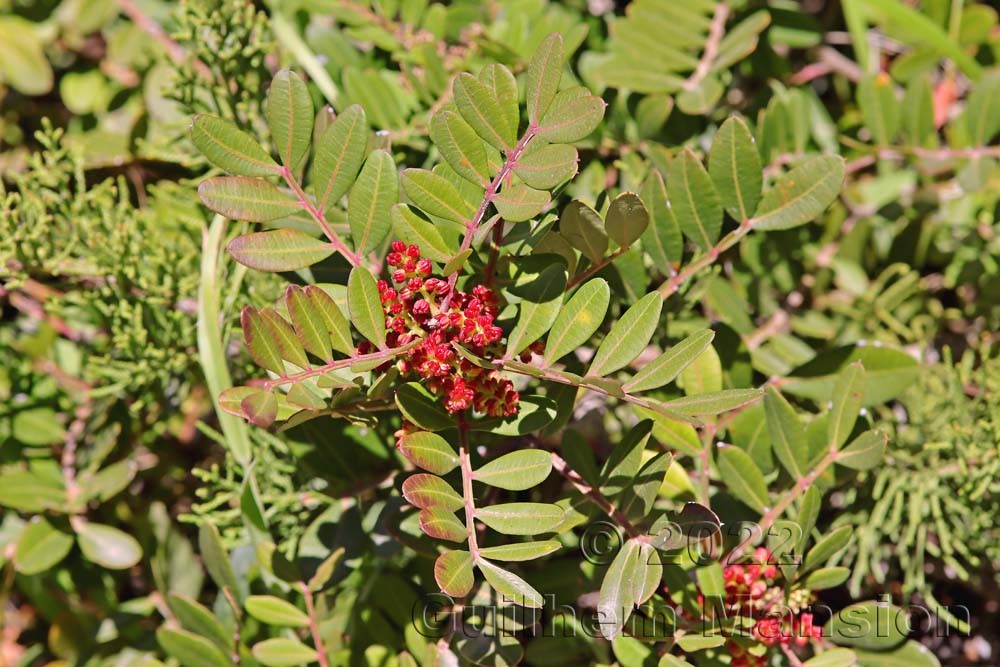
[392, 269, 406, 283]
[416, 259, 432, 275]
[407, 277, 423, 291]
[412, 299, 430, 315]
[386, 252, 402, 267]
[406, 244, 420, 258]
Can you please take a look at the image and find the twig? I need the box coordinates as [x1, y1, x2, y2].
[299, 583, 330, 667]
[261, 341, 418, 389]
[280, 166, 361, 267]
[722, 449, 839, 566]
[458, 418, 481, 561]
[683, 3, 730, 91]
[117, 0, 211, 80]
[551, 452, 642, 538]
[566, 245, 630, 290]
[658, 219, 754, 298]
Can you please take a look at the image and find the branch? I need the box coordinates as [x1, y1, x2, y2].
[117, 0, 212, 80]
[683, 3, 730, 91]
[566, 245, 630, 290]
[443, 126, 539, 301]
[658, 219, 754, 298]
[299, 582, 330, 667]
[550, 452, 642, 538]
[261, 340, 418, 389]
[458, 419, 481, 561]
[722, 448, 840, 566]
[280, 166, 361, 267]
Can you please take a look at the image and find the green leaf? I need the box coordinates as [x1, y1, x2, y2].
[493, 183, 550, 222]
[589, 292, 663, 377]
[600, 420, 652, 497]
[477, 540, 561, 562]
[828, 362, 864, 449]
[668, 149, 722, 250]
[854, 640, 940, 667]
[598, 539, 642, 640]
[348, 149, 397, 255]
[252, 638, 319, 667]
[430, 109, 490, 186]
[560, 200, 608, 263]
[663, 388, 762, 416]
[402, 168, 473, 223]
[311, 104, 368, 212]
[390, 204, 456, 263]
[14, 517, 74, 575]
[199, 522, 240, 597]
[434, 549, 474, 597]
[157, 628, 231, 667]
[804, 566, 851, 590]
[696, 561, 726, 599]
[308, 547, 345, 592]
[454, 72, 515, 151]
[199, 177, 301, 222]
[401, 473, 464, 512]
[286, 285, 331, 361]
[901, 77, 936, 148]
[245, 595, 310, 627]
[260, 309, 309, 369]
[418, 508, 466, 542]
[456, 634, 524, 667]
[709, 116, 762, 221]
[621, 451, 673, 520]
[76, 522, 142, 569]
[0, 470, 65, 513]
[544, 279, 611, 365]
[826, 600, 908, 650]
[752, 155, 845, 230]
[526, 33, 564, 126]
[266, 69, 314, 169]
[680, 340, 722, 395]
[965, 70, 1000, 144]
[802, 648, 858, 667]
[513, 144, 578, 190]
[717, 446, 768, 512]
[640, 170, 684, 269]
[191, 115, 279, 177]
[837, 430, 887, 470]
[167, 594, 232, 650]
[474, 450, 552, 491]
[229, 230, 333, 272]
[475, 502, 564, 535]
[479, 64, 520, 146]
[605, 192, 649, 248]
[347, 266, 386, 348]
[242, 309, 282, 374]
[306, 286, 354, 355]
[624, 329, 715, 393]
[397, 431, 459, 475]
[857, 73, 900, 145]
[0, 17, 53, 95]
[764, 387, 807, 479]
[11, 408, 64, 445]
[396, 382, 454, 431]
[506, 261, 567, 357]
[536, 87, 605, 143]
[477, 559, 544, 608]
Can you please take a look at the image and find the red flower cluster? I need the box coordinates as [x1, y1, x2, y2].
[361, 241, 529, 418]
[711, 548, 823, 666]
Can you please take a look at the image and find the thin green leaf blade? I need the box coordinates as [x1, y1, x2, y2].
[191, 115, 279, 177]
[348, 149, 397, 255]
[753, 155, 845, 231]
[311, 104, 368, 212]
[668, 149, 723, 250]
[544, 278, 611, 365]
[589, 292, 663, 378]
[266, 69, 314, 169]
[708, 116, 762, 221]
[347, 266, 386, 348]
[199, 177, 301, 222]
[623, 329, 715, 393]
[228, 230, 333, 272]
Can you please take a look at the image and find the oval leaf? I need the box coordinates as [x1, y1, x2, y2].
[199, 177, 301, 222]
[228, 230, 333, 272]
[191, 115, 279, 177]
[589, 292, 663, 378]
[266, 69, 314, 169]
[474, 450, 553, 491]
[753, 155, 845, 230]
[348, 149, 397, 255]
[544, 279, 611, 365]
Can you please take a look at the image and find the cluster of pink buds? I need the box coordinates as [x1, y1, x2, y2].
[705, 548, 823, 666]
[359, 241, 530, 418]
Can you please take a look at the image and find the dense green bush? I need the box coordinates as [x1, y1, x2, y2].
[2, 1, 999, 666]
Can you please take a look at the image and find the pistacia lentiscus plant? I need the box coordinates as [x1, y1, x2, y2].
[174, 32, 916, 667]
